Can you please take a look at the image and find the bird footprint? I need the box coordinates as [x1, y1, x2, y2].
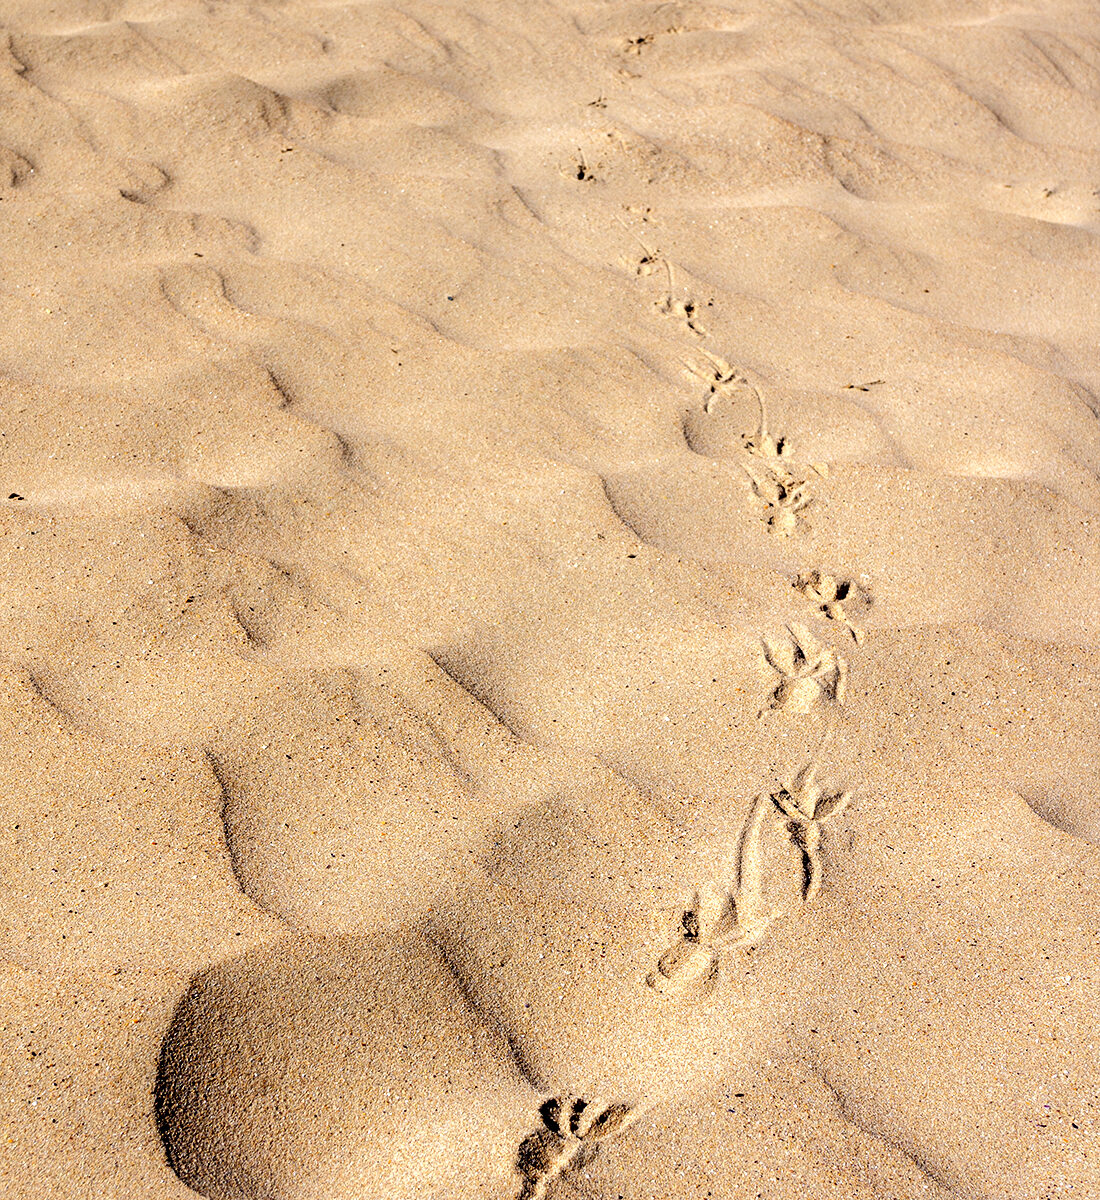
[648, 792, 778, 1000]
[762, 623, 847, 713]
[689, 351, 791, 461]
[646, 883, 730, 999]
[769, 764, 851, 904]
[750, 466, 811, 535]
[648, 763, 854, 1001]
[796, 571, 866, 643]
[517, 1096, 637, 1199]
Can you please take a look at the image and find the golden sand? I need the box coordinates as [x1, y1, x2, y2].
[1, 1, 1099, 1196]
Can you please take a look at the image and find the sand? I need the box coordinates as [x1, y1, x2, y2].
[1, 0, 1098, 1196]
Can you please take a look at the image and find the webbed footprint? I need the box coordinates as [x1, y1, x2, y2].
[750, 465, 812, 535]
[762, 623, 847, 713]
[770, 765, 851, 904]
[797, 571, 868, 643]
[517, 1096, 638, 1200]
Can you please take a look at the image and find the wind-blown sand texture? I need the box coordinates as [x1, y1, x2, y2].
[2, 0, 1099, 1196]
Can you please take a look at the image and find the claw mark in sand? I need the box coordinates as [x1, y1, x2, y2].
[762, 624, 846, 713]
[796, 571, 866, 644]
[517, 1096, 637, 1199]
[648, 793, 775, 999]
[770, 765, 850, 904]
[623, 33, 654, 55]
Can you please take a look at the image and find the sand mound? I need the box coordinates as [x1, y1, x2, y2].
[156, 934, 538, 1200]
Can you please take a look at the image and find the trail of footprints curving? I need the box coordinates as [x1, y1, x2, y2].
[510, 192, 874, 1196]
[688, 349, 818, 536]
[639, 230, 862, 996]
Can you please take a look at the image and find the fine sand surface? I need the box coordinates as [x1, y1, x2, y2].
[2, 0, 1099, 1196]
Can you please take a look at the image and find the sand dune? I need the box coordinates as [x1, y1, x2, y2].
[2, 0, 1099, 1196]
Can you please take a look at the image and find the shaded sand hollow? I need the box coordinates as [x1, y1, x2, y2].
[1, 0, 1099, 1197]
